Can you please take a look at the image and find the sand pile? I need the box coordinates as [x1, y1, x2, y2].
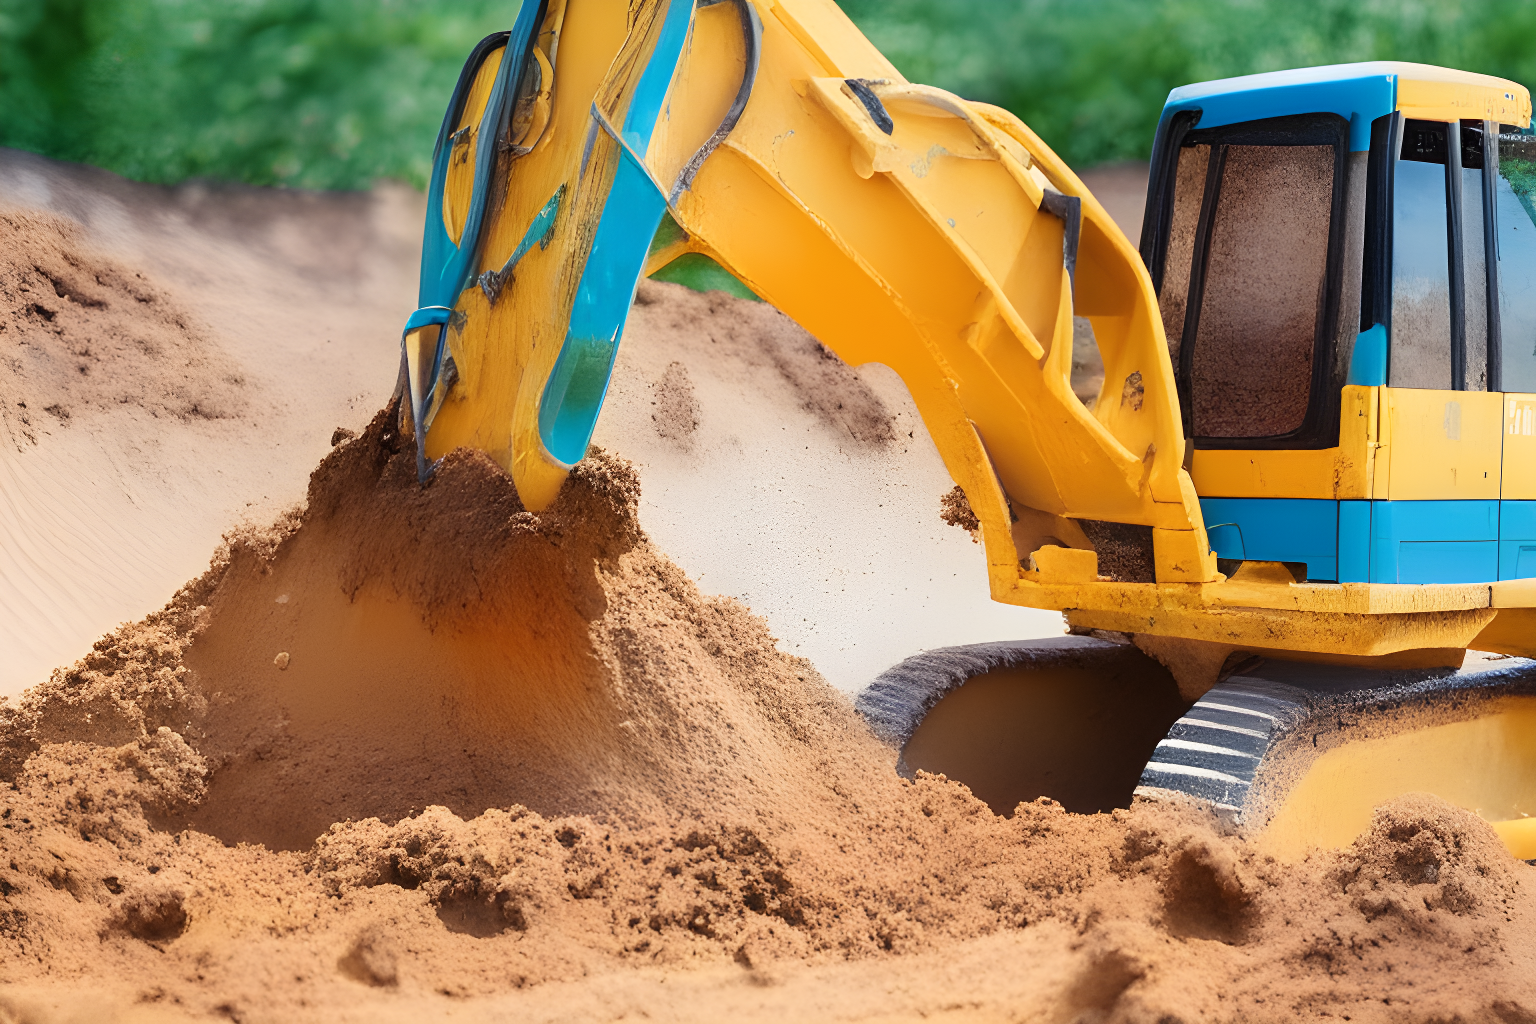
[0, 149, 419, 696]
[1, 406, 1534, 1021]
[0, 209, 245, 441]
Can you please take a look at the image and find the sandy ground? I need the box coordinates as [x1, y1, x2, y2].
[15, 154, 1527, 1022]
[0, 149, 1149, 698]
[2, 410, 1532, 1022]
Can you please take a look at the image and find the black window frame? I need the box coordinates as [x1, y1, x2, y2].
[1482, 119, 1505, 392]
[1362, 113, 1505, 392]
[1142, 111, 1352, 450]
[1359, 113, 1395, 346]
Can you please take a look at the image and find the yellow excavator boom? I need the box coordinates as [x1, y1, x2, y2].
[402, 0, 1536, 687]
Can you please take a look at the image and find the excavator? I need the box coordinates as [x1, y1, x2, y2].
[397, 0, 1536, 862]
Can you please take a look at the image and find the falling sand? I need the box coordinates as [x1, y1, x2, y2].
[3, 154, 1536, 1021]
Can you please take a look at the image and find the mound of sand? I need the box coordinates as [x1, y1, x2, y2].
[1, 408, 1533, 1021]
[0, 209, 244, 433]
[0, 148, 418, 695]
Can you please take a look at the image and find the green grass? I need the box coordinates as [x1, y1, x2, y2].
[4, 0, 1536, 190]
[1502, 157, 1536, 225]
[1504, 158, 1536, 197]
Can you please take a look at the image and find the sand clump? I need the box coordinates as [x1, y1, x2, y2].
[0, 405, 1532, 1020]
[938, 484, 980, 541]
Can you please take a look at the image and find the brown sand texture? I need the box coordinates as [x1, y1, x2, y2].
[0, 147, 1062, 699]
[0, 148, 419, 695]
[3, 154, 1535, 1021]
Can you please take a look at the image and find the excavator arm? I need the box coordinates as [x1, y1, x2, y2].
[660, 5, 1214, 591]
[393, 0, 1536, 863]
[402, 0, 1536, 687]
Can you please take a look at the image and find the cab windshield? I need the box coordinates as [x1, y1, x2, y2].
[1151, 114, 1346, 445]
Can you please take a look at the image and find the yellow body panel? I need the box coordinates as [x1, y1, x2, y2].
[1191, 386, 1377, 499]
[441, 50, 505, 246]
[1257, 696, 1536, 862]
[1504, 394, 1536, 500]
[1471, 607, 1536, 656]
[1378, 388, 1502, 501]
[1493, 816, 1536, 860]
[1193, 385, 1512, 503]
[1393, 63, 1532, 125]
[645, 3, 747, 186]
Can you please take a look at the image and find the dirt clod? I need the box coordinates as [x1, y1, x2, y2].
[111, 886, 189, 942]
[337, 926, 400, 987]
[1160, 833, 1257, 944]
[939, 485, 980, 541]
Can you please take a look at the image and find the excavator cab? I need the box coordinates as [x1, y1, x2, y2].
[1142, 64, 1536, 585]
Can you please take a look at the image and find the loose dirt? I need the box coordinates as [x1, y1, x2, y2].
[3, 156, 1534, 1021]
[0, 209, 244, 434]
[2, 407, 1534, 1022]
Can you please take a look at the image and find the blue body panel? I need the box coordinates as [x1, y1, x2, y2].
[1203, 497, 1536, 583]
[1339, 500, 1371, 582]
[1199, 498, 1338, 581]
[1503, 542, 1536, 580]
[1160, 63, 1400, 152]
[1369, 500, 1499, 583]
[1501, 501, 1536, 580]
[1346, 324, 1388, 386]
[538, 0, 693, 466]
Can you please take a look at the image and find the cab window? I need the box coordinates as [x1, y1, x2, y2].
[1390, 120, 1454, 389]
[1188, 143, 1334, 438]
[1497, 131, 1536, 392]
[1150, 114, 1346, 445]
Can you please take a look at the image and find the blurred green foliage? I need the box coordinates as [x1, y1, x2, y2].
[0, 0, 509, 188]
[1503, 158, 1536, 224]
[4, 0, 1536, 189]
[842, 0, 1536, 170]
